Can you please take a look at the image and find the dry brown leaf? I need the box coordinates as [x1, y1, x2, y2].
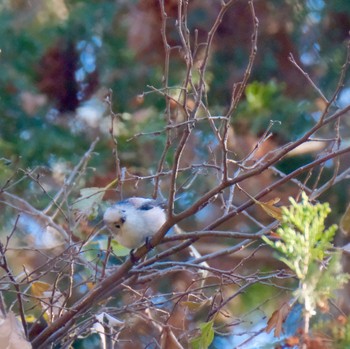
[0, 311, 32, 349]
[240, 187, 283, 221]
[265, 302, 291, 337]
[257, 198, 283, 221]
[160, 326, 184, 349]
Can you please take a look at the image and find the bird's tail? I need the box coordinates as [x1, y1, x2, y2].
[173, 225, 209, 282]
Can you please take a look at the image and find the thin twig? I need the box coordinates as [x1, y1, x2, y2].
[44, 138, 99, 216]
[289, 53, 329, 104]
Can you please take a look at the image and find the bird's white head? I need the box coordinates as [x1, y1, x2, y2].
[103, 197, 167, 249]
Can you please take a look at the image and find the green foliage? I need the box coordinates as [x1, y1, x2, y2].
[110, 240, 131, 257]
[240, 282, 280, 314]
[263, 193, 349, 318]
[235, 81, 313, 140]
[190, 320, 215, 349]
[0, 0, 349, 190]
[0, 0, 139, 175]
[294, 252, 349, 315]
[245, 81, 281, 113]
[313, 316, 350, 349]
[263, 193, 336, 279]
[72, 187, 106, 219]
[330, 319, 350, 349]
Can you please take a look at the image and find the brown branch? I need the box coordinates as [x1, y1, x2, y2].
[23, 4, 350, 348]
[152, 1, 174, 200]
[29, 97, 350, 346]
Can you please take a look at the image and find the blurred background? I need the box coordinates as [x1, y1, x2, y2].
[1, 1, 350, 347]
[2, 0, 350, 240]
[1, 0, 350, 202]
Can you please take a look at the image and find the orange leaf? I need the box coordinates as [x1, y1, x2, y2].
[268, 231, 281, 239]
[257, 199, 283, 221]
[31, 281, 51, 298]
[240, 187, 283, 220]
[285, 336, 300, 346]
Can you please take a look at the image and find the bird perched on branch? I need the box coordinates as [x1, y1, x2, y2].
[103, 197, 207, 268]
[103, 197, 166, 249]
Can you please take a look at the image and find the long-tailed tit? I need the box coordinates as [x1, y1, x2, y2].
[103, 197, 207, 262]
[103, 197, 167, 249]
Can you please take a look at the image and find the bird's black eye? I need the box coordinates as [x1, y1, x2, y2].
[114, 223, 121, 229]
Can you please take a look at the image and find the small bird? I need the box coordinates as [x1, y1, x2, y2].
[103, 197, 209, 276]
[103, 197, 167, 249]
